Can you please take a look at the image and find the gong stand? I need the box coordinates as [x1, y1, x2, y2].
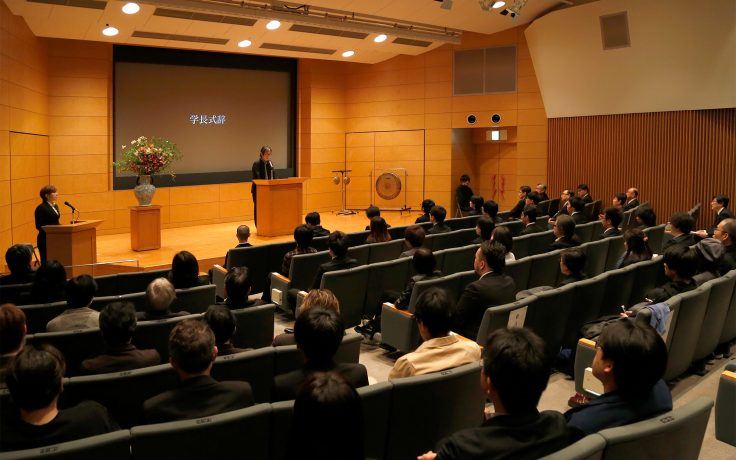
[373, 168, 411, 213]
[331, 169, 357, 215]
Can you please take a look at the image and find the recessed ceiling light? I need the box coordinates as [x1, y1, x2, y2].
[342, 50, 355, 58]
[266, 20, 281, 30]
[374, 34, 387, 43]
[122, 2, 140, 14]
[238, 39, 252, 48]
[492, 1, 506, 8]
[102, 24, 119, 36]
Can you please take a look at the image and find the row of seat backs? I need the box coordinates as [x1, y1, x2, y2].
[539, 396, 713, 460]
[716, 362, 736, 447]
[24, 304, 277, 375]
[3, 362, 483, 460]
[620, 201, 651, 233]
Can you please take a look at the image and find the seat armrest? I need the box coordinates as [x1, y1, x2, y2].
[270, 272, 292, 309]
[212, 265, 227, 299]
[213, 264, 227, 274]
[382, 302, 413, 317]
[574, 338, 599, 397]
[294, 290, 309, 313]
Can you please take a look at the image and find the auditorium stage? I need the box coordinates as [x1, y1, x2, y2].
[96, 211, 422, 272]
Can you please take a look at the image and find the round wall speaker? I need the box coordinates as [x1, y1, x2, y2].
[491, 113, 502, 124]
[467, 114, 477, 124]
[375, 172, 402, 200]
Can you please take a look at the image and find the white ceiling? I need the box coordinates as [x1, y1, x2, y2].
[4, 0, 578, 63]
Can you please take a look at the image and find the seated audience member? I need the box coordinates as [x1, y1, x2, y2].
[138, 277, 189, 321]
[617, 228, 653, 268]
[205, 305, 249, 356]
[364, 205, 387, 230]
[577, 183, 593, 203]
[142, 319, 254, 423]
[1, 244, 35, 285]
[468, 195, 484, 216]
[273, 289, 340, 346]
[565, 320, 671, 439]
[568, 197, 587, 224]
[662, 212, 695, 251]
[612, 193, 626, 210]
[394, 249, 443, 310]
[222, 266, 263, 309]
[694, 194, 734, 238]
[427, 206, 451, 234]
[366, 216, 391, 243]
[600, 207, 623, 238]
[638, 245, 697, 305]
[416, 199, 436, 224]
[80, 301, 160, 374]
[623, 187, 640, 211]
[634, 205, 657, 228]
[549, 189, 573, 224]
[46, 275, 98, 332]
[525, 191, 542, 207]
[312, 231, 358, 289]
[272, 308, 368, 402]
[223, 225, 251, 266]
[472, 216, 495, 244]
[714, 218, 736, 272]
[390, 288, 481, 379]
[282, 224, 318, 276]
[550, 215, 581, 250]
[287, 372, 364, 460]
[453, 241, 516, 340]
[305, 211, 330, 237]
[491, 226, 515, 261]
[456, 175, 474, 213]
[0, 344, 117, 451]
[419, 328, 570, 460]
[692, 238, 724, 286]
[400, 225, 426, 258]
[483, 200, 503, 224]
[536, 183, 550, 202]
[510, 185, 532, 219]
[520, 206, 540, 235]
[558, 248, 587, 286]
[29, 260, 66, 304]
[0, 304, 26, 387]
[168, 250, 204, 289]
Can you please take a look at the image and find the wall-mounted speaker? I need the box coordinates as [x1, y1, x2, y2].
[600, 11, 630, 50]
[491, 113, 501, 124]
[467, 114, 477, 124]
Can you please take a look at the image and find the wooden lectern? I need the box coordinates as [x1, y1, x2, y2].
[253, 178, 306, 237]
[130, 205, 161, 251]
[44, 220, 102, 277]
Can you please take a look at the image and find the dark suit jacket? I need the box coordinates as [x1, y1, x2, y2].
[520, 224, 540, 235]
[581, 194, 593, 204]
[539, 192, 550, 202]
[310, 225, 330, 237]
[453, 272, 516, 340]
[510, 199, 525, 219]
[80, 344, 161, 375]
[394, 270, 443, 309]
[143, 375, 254, 424]
[272, 362, 369, 402]
[570, 212, 587, 225]
[312, 256, 358, 289]
[662, 233, 695, 252]
[251, 159, 275, 193]
[34, 201, 60, 262]
[550, 237, 581, 250]
[427, 223, 452, 234]
[623, 198, 640, 211]
[415, 214, 430, 224]
[601, 227, 621, 238]
[709, 207, 735, 235]
[456, 185, 474, 211]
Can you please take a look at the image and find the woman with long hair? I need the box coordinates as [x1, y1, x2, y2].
[365, 216, 391, 243]
[618, 228, 653, 268]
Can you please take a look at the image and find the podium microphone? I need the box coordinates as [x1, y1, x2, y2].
[267, 161, 274, 179]
[64, 201, 76, 211]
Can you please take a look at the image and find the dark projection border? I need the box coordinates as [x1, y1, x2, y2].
[112, 45, 298, 190]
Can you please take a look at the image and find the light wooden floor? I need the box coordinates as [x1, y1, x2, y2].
[97, 210, 422, 270]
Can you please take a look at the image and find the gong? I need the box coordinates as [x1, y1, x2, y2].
[375, 172, 402, 200]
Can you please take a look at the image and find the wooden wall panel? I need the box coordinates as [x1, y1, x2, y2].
[548, 109, 736, 229]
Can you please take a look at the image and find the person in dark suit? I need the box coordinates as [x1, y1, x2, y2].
[312, 231, 358, 289]
[453, 241, 516, 340]
[468, 195, 484, 216]
[639, 245, 697, 304]
[623, 187, 640, 211]
[427, 205, 451, 234]
[272, 307, 368, 402]
[205, 305, 249, 356]
[612, 192, 626, 210]
[220, 266, 264, 309]
[168, 250, 205, 290]
[416, 199, 435, 224]
[634, 205, 657, 229]
[599, 207, 622, 238]
[715, 218, 736, 273]
[549, 189, 572, 226]
[138, 277, 190, 321]
[472, 216, 495, 244]
[455, 175, 474, 213]
[305, 212, 330, 237]
[251, 145, 276, 228]
[550, 215, 581, 250]
[568, 197, 587, 224]
[419, 328, 570, 460]
[520, 206, 540, 235]
[558, 248, 588, 286]
[577, 183, 593, 204]
[662, 212, 695, 251]
[482, 200, 503, 224]
[0, 244, 35, 286]
[80, 302, 160, 375]
[34, 185, 60, 265]
[535, 183, 550, 202]
[223, 225, 252, 267]
[509, 185, 531, 219]
[394, 248, 443, 310]
[142, 319, 254, 424]
[400, 224, 426, 258]
[695, 195, 735, 238]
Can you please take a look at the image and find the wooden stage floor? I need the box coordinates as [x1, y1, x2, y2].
[97, 210, 423, 271]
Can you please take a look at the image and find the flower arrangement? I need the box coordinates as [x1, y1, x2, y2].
[114, 136, 182, 177]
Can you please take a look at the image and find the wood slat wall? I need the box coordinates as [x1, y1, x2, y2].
[548, 108, 736, 230]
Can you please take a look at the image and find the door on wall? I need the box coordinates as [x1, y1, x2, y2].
[345, 130, 425, 212]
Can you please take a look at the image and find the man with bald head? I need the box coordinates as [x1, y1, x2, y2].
[623, 188, 640, 211]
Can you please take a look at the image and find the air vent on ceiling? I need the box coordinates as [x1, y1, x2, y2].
[288, 24, 368, 40]
[132, 31, 229, 45]
[153, 8, 256, 26]
[28, 0, 105, 9]
[600, 11, 630, 50]
[392, 37, 432, 47]
[260, 43, 335, 55]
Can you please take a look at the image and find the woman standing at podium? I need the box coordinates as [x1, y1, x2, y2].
[34, 185, 60, 265]
[251, 145, 276, 228]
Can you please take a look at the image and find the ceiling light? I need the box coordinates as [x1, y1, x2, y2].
[342, 50, 355, 58]
[492, 1, 505, 8]
[121, 2, 140, 14]
[102, 24, 119, 36]
[238, 39, 252, 48]
[266, 20, 281, 30]
[374, 34, 387, 43]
